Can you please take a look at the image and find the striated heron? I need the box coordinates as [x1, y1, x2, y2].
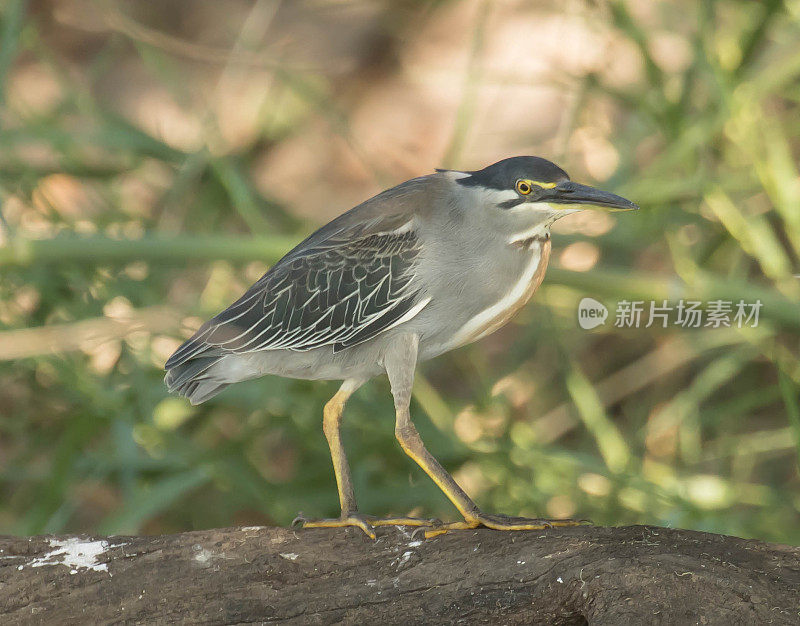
[165, 156, 638, 538]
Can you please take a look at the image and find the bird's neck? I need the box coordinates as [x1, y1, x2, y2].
[507, 223, 552, 251]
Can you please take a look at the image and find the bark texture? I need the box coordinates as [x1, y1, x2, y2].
[1, 524, 798, 625]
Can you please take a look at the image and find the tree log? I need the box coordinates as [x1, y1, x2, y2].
[1, 525, 798, 624]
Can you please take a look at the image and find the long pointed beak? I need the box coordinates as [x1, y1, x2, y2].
[545, 181, 639, 212]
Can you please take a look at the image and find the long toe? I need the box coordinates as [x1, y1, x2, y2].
[476, 513, 591, 531]
[421, 514, 591, 538]
[295, 513, 377, 540]
[367, 515, 443, 528]
[418, 520, 478, 539]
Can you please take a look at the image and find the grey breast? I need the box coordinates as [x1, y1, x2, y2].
[399, 177, 549, 360]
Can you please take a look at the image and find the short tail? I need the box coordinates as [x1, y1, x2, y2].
[164, 347, 230, 405]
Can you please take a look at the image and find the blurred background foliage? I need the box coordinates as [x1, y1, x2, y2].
[1, 0, 799, 544]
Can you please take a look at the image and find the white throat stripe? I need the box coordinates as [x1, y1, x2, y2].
[447, 242, 543, 348]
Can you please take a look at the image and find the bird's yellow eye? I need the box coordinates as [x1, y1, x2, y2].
[516, 180, 532, 195]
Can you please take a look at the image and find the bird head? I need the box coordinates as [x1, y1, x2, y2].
[440, 156, 639, 239]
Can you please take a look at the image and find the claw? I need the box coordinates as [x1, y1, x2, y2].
[291, 513, 307, 528]
[411, 525, 436, 540]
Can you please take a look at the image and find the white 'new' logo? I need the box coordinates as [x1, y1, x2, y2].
[578, 297, 608, 329]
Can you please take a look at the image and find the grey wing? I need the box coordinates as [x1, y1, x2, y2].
[165, 225, 426, 369]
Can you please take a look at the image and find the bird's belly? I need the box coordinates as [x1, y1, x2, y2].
[425, 238, 551, 356]
[218, 340, 387, 383]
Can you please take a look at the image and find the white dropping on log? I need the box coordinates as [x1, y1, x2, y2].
[26, 538, 111, 574]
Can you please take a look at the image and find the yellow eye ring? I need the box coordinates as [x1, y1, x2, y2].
[516, 180, 532, 195]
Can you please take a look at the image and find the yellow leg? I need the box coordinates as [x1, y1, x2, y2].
[295, 380, 379, 539]
[396, 421, 591, 537]
[386, 334, 590, 539]
[322, 382, 359, 514]
[395, 417, 482, 522]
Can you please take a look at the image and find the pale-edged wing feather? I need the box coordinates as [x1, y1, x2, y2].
[165, 214, 425, 369]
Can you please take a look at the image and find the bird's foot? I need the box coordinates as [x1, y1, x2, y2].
[421, 513, 591, 539]
[365, 515, 443, 528]
[292, 512, 376, 540]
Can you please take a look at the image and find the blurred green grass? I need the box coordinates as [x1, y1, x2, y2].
[1, 0, 799, 544]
